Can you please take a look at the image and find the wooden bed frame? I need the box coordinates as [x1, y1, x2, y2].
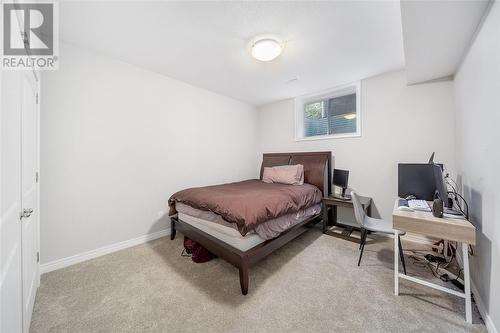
[170, 151, 332, 295]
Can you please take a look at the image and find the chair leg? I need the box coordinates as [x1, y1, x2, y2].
[358, 230, 367, 266]
[398, 235, 407, 275]
[359, 228, 365, 250]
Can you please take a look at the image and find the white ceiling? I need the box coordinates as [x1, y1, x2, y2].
[401, 0, 491, 84]
[59, 1, 405, 106]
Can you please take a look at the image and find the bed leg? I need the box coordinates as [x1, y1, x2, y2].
[170, 218, 176, 240]
[239, 262, 249, 295]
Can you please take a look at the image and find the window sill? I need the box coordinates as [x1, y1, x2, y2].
[294, 132, 361, 142]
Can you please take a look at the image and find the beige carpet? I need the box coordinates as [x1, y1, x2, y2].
[31, 227, 486, 333]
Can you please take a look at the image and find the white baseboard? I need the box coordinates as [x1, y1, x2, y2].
[456, 247, 497, 333]
[397, 234, 497, 332]
[40, 229, 171, 274]
[471, 281, 498, 333]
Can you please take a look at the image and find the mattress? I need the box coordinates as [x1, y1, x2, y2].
[178, 213, 265, 252]
[177, 203, 322, 251]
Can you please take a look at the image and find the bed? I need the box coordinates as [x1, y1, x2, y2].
[169, 152, 332, 295]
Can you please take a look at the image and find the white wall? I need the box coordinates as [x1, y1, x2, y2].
[257, 70, 455, 223]
[454, 2, 500, 331]
[40, 43, 258, 264]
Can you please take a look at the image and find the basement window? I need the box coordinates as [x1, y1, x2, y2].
[295, 82, 361, 140]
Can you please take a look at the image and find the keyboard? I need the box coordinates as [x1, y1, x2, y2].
[408, 199, 431, 211]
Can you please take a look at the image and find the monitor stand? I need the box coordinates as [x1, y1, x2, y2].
[334, 188, 351, 201]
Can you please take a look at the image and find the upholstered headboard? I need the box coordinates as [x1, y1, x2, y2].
[260, 152, 332, 196]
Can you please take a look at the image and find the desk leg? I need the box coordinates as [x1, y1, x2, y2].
[462, 243, 472, 324]
[330, 205, 337, 226]
[322, 206, 328, 233]
[394, 229, 399, 296]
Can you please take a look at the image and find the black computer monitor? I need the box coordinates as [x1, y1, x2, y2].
[433, 163, 450, 208]
[398, 164, 437, 200]
[333, 169, 349, 197]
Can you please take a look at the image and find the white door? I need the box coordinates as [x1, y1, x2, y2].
[1, 8, 40, 332]
[0, 70, 24, 333]
[20, 71, 40, 332]
[0, 69, 40, 333]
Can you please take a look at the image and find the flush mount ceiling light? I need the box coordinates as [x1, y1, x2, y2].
[251, 37, 283, 62]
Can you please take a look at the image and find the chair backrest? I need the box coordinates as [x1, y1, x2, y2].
[350, 191, 366, 228]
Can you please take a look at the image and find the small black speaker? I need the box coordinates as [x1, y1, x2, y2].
[433, 198, 444, 218]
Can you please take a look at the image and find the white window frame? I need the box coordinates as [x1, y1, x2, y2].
[294, 81, 361, 141]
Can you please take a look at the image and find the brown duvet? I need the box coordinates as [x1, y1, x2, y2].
[168, 179, 322, 236]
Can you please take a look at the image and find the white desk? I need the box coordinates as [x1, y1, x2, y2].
[392, 200, 476, 323]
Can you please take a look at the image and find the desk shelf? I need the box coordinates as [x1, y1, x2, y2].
[322, 195, 372, 243]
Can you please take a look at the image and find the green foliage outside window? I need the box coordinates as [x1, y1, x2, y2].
[304, 101, 323, 120]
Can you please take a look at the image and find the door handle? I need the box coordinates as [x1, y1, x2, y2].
[21, 208, 33, 219]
